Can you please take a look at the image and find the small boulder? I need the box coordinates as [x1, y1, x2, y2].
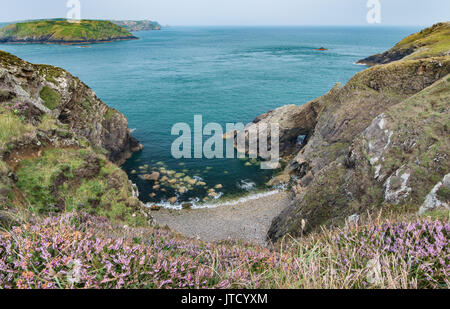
[182, 203, 193, 210]
[143, 172, 160, 181]
[168, 197, 178, 204]
[160, 176, 169, 182]
[150, 205, 161, 211]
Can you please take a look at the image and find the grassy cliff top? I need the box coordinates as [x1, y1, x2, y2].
[395, 22, 450, 59]
[0, 19, 137, 44]
[358, 21, 450, 65]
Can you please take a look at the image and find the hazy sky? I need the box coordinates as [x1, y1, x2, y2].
[1, 0, 449, 26]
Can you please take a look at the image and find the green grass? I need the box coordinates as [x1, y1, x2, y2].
[39, 86, 61, 110]
[394, 22, 450, 59]
[437, 186, 450, 201]
[15, 148, 86, 214]
[0, 19, 135, 43]
[15, 148, 145, 225]
[0, 111, 33, 150]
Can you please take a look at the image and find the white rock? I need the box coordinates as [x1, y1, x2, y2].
[419, 174, 450, 215]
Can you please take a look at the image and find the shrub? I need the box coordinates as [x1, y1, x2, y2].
[39, 86, 60, 110]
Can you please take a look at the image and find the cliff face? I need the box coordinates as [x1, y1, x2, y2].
[236, 24, 450, 242]
[0, 50, 142, 165]
[0, 50, 149, 225]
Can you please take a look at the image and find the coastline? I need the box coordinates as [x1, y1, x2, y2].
[151, 191, 290, 245]
[0, 36, 138, 45]
[148, 188, 282, 210]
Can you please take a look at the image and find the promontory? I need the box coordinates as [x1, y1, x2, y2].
[0, 19, 138, 44]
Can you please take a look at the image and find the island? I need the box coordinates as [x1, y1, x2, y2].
[111, 20, 162, 32]
[0, 19, 138, 44]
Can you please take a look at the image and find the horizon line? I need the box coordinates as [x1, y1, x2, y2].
[0, 18, 433, 28]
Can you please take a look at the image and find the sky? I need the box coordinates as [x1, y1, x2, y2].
[0, 0, 449, 26]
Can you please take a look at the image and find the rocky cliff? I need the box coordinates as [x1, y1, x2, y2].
[0, 50, 142, 164]
[0, 50, 149, 225]
[234, 23, 450, 242]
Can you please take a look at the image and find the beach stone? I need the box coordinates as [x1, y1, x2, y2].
[143, 172, 160, 181]
[197, 181, 207, 186]
[215, 184, 223, 189]
[153, 185, 160, 190]
[160, 176, 169, 182]
[208, 191, 218, 198]
[168, 197, 178, 204]
[168, 179, 177, 184]
[150, 205, 161, 211]
[149, 193, 156, 198]
[178, 186, 188, 194]
[167, 170, 176, 176]
[182, 203, 193, 210]
[175, 173, 185, 178]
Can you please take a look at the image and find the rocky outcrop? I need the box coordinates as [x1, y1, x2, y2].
[0, 50, 142, 165]
[234, 96, 324, 157]
[267, 61, 450, 241]
[419, 174, 450, 215]
[0, 50, 150, 224]
[356, 47, 416, 66]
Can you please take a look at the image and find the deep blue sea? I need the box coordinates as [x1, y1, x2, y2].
[0, 25, 421, 206]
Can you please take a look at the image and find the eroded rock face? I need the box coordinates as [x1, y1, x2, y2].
[0, 51, 150, 222]
[357, 47, 416, 66]
[0, 50, 142, 165]
[234, 87, 327, 157]
[267, 58, 450, 242]
[420, 174, 450, 215]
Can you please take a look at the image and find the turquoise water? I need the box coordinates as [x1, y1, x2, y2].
[0, 26, 421, 205]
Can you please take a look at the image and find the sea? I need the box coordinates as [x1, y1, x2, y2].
[0, 25, 421, 207]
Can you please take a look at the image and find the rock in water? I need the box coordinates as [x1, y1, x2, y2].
[168, 197, 178, 204]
